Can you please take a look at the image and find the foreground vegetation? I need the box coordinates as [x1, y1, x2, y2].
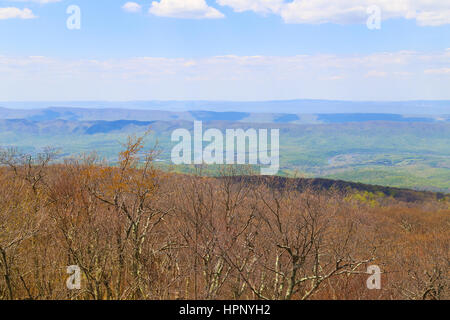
[0, 137, 448, 300]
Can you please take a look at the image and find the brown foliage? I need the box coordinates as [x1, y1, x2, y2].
[0, 139, 448, 300]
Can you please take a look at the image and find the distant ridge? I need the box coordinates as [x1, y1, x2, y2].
[1, 99, 449, 114]
[0, 107, 447, 124]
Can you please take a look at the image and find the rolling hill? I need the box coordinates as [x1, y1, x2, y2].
[0, 104, 448, 192]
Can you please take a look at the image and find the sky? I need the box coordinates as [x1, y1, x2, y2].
[1, 0, 450, 101]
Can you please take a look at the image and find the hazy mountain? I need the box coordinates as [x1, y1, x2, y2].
[0, 107, 447, 124]
[1, 99, 449, 114]
[0, 105, 448, 192]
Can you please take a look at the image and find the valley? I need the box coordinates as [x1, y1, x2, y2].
[0, 106, 448, 192]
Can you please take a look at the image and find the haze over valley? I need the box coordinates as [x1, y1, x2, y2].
[1, 101, 448, 192]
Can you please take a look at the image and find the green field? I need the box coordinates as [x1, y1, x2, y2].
[1, 121, 449, 192]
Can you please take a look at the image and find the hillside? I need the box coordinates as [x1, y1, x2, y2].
[0, 117, 448, 192]
[0, 141, 448, 300]
[227, 176, 448, 202]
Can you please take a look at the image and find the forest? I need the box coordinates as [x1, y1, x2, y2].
[0, 135, 448, 300]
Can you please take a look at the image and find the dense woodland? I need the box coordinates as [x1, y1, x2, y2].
[0, 136, 448, 300]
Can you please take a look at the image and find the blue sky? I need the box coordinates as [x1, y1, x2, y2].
[1, 0, 450, 101]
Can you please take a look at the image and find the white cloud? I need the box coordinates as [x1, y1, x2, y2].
[217, 0, 450, 26]
[280, 0, 367, 24]
[365, 70, 388, 78]
[425, 68, 450, 75]
[149, 0, 224, 19]
[0, 7, 36, 20]
[217, 0, 284, 14]
[321, 75, 345, 81]
[393, 71, 413, 77]
[2, 50, 450, 100]
[122, 2, 142, 13]
[415, 10, 450, 26]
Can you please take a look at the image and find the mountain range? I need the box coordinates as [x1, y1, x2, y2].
[0, 106, 448, 125]
[1, 99, 449, 114]
[0, 102, 448, 193]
